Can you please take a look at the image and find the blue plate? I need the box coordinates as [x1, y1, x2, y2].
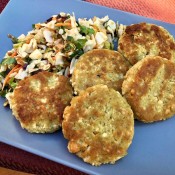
[0, 0, 175, 175]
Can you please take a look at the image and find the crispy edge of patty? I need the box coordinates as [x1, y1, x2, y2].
[8, 71, 73, 133]
[118, 22, 175, 65]
[122, 56, 175, 122]
[62, 84, 134, 166]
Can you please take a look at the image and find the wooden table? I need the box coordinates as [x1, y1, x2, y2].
[0, 167, 34, 175]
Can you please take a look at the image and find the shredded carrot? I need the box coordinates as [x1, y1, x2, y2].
[46, 27, 55, 32]
[2, 64, 22, 90]
[91, 25, 99, 32]
[25, 39, 31, 44]
[35, 23, 41, 29]
[52, 17, 57, 21]
[11, 51, 17, 57]
[16, 56, 25, 66]
[55, 22, 71, 27]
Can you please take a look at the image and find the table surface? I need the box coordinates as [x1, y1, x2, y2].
[0, 167, 34, 175]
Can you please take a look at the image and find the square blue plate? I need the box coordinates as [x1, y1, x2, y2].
[0, 0, 175, 175]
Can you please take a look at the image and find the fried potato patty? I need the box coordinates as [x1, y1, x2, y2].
[118, 23, 175, 65]
[7, 71, 73, 133]
[122, 56, 175, 123]
[72, 49, 131, 94]
[62, 84, 134, 166]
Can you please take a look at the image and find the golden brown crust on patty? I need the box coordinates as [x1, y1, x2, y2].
[62, 84, 134, 166]
[122, 56, 175, 122]
[72, 49, 131, 94]
[8, 71, 73, 133]
[118, 23, 175, 65]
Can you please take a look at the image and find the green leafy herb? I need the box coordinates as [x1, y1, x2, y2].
[103, 41, 114, 50]
[75, 39, 87, 49]
[46, 47, 54, 52]
[66, 15, 71, 19]
[9, 77, 18, 89]
[0, 71, 6, 77]
[63, 43, 76, 53]
[32, 24, 36, 29]
[70, 49, 84, 59]
[64, 36, 87, 58]
[8, 34, 19, 44]
[13, 42, 24, 48]
[0, 88, 8, 97]
[1, 57, 16, 65]
[104, 41, 110, 49]
[79, 25, 95, 35]
[67, 36, 74, 42]
[66, 36, 87, 49]
[110, 42, 114, 50]
[25, 57, 32, 64]
[52, 65, 63, 73]
[39, 38, 46, 44]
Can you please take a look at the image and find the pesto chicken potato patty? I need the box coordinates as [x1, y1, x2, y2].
[122, 56, 175, 122]
[7, 71, 73, 133]
[62, 84, 134, 166]
[118, 23, 175, 65]
[71, 49, 131, 94]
